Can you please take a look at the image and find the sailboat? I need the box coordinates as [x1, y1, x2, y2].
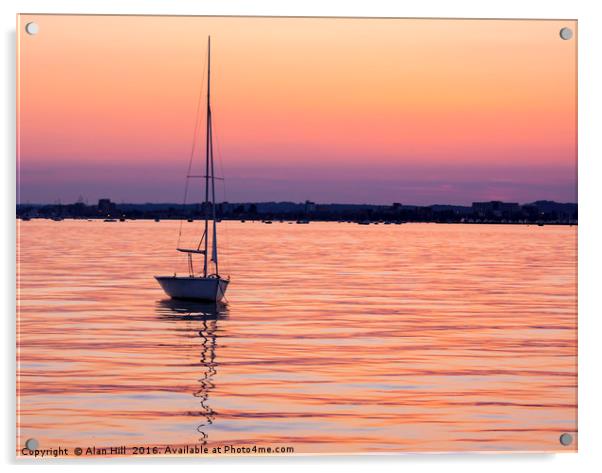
[155, 37, 230, 302]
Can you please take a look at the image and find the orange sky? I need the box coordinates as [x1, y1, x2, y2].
[17, 15, 577, 204]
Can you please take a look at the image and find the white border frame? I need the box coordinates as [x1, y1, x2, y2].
[3, 1, 601, 472]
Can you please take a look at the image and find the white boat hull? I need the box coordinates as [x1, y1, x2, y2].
[155, 276, 229, 302]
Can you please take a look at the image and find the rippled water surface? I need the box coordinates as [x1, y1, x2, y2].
[17, 220, 577, 454]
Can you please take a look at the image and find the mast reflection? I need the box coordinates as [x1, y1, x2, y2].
[156, 299, 228, 445]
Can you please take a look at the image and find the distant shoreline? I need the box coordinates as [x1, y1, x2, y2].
[16, 199, 578, 225]
[16, 200, 579, 208]
[16, 217, 576, 226]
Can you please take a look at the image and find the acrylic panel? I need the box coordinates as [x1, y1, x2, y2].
[16, 14, 577, 457]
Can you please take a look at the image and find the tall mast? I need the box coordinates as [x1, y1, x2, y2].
[210, 103, 219, 275]
[203, 36, 211, 277]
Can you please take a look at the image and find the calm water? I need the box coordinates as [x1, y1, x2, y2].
[17, 220, 577, 454]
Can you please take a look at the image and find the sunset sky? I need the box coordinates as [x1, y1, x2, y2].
[17, 15, 577, 205]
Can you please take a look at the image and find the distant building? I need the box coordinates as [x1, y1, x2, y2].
[472, 201, 520, 218]
[304, 200, 316, 213]
[526, 201, 578, 220]
[97, 198, 117, 216]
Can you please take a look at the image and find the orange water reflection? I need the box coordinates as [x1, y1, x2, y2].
[17, 221, 577, 454]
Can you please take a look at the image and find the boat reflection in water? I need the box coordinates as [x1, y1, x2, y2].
[156, 299, 228, 445]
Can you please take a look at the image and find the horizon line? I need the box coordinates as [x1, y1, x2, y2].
[17, 199, 578, 207]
